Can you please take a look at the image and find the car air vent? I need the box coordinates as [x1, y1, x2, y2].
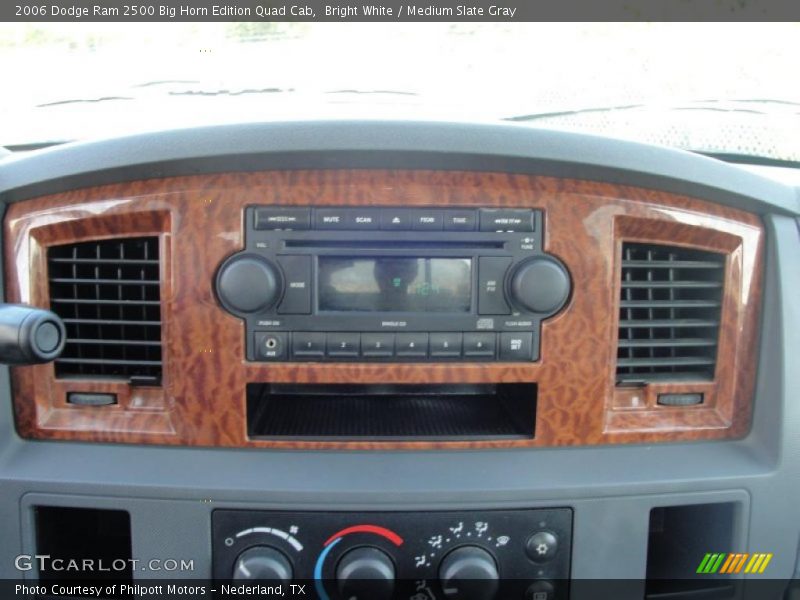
[616, 243, 725, 385]
[47, 237, 162, 385]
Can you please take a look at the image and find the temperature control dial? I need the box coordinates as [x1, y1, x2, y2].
[336, 546, 395, 600]
[232, 545, 293, 583]
[439, 546, 499, 600]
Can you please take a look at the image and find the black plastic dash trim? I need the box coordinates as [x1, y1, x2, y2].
[616, 243, 725, 384]
[47, 236, 163, 384]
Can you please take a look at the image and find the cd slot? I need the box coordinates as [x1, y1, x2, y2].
[246, 382, 536, 441]
[284, 239, 504, 250]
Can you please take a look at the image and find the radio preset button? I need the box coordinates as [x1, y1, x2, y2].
[254, 207, 310, 230]
[499, 332, 534, 361]
[395, 333, 428, 358]
[292, 332, 326, 358]
[463, 333, 497, 358]
[444, 209, 477, 231]
[326, 333, 361, 357]
[380, 209, 413, 230]
[479, 208, 534, 232]
[478, 256, 513, 315]
[276, 255, 312, 314]
[361, 333, 395, 357]
[411, 210, 444, 230]
[430, 333, 463, 358]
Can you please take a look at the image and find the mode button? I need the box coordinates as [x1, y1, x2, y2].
[276, 255, 311, 314]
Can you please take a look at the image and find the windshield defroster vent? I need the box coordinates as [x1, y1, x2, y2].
[616, 243, 725, 385]
[47, 237, 162, 385]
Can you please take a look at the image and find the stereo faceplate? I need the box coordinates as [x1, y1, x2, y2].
[216, 207, 571, 363]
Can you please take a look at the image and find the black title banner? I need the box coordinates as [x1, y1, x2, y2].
[4, 0, 800, 21]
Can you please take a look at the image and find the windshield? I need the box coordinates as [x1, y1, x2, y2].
[1, 22, 799, 161]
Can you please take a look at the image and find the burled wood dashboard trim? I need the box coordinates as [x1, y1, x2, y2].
[4, 170, 763, 449]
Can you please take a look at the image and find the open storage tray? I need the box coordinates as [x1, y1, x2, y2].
[246, 382, 536, 441]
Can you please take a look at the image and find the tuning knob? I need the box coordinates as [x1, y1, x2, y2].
[216, 254, 281, 314]
[438, 546, 499, 600]
[232, 546, 292, 583]
[508, 258, 570, 314]
[336, 546, 395, 600]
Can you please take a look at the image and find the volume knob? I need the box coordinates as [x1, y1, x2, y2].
[216, 254, 281, 314]
[509, 258, 570, 314]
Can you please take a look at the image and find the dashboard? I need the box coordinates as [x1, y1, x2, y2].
[0, 121, 797, 599]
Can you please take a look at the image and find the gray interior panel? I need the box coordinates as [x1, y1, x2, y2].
[1, 121, 798, 216]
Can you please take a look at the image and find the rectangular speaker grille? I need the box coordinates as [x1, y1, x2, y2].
[617, 243, 725, 384]
[47, 236, 162, 384]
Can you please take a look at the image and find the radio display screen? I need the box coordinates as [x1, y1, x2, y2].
[318, 257, 472, 313]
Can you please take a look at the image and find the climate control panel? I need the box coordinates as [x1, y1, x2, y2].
[213, 508, 572, 599]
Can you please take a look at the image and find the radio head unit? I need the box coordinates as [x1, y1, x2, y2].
[215, 206, 570, 363]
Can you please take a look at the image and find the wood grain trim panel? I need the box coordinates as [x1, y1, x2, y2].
[607, 216, 760, 438]
[4, 170, 764, 449]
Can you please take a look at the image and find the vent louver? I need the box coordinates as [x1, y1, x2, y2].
[616, 243, 725, 385]
[47, 237, 162, 384]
